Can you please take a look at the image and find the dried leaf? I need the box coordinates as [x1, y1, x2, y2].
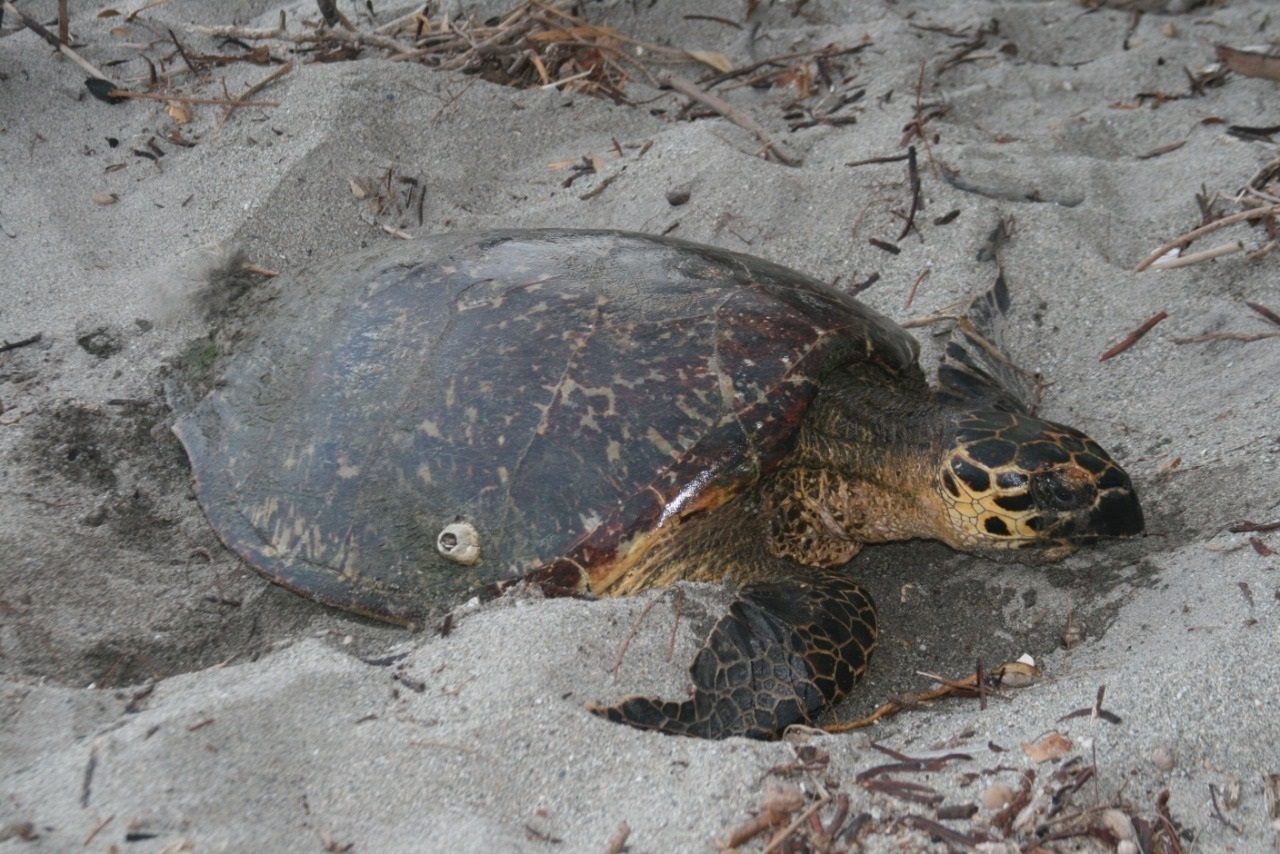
[109, 26, 131, 37]
[97, 7, 122, 16]
[348, 177, 372, 200]
[165, 101, 192, 124]
[1136, 140, 1186, 159]
[1216, 45, 1280, 83]
[685, 50, 733, 73]
[776, 66, 813, 98]
[92, 192, 119, 205]
[1021, 732, 1073, 763]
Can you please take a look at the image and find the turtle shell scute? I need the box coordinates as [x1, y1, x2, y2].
[173, 229, 921, 622]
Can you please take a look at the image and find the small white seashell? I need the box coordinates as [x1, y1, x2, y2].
[437, 522, 482, 565]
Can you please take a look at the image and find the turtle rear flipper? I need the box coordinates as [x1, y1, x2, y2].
[590, 572, 877, 739]
[937, 270, 1040, 413]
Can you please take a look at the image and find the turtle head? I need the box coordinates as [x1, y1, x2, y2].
[934, 409, 1143, 559]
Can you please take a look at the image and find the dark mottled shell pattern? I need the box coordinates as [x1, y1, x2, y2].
[175, 230, 921, 623]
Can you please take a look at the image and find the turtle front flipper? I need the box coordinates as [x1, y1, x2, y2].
[937, 270, 1040, 413]
[589, 571, 877, 739]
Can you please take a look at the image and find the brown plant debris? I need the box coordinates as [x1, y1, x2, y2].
[826, 659, 1038, 733]
[1247, 301, 1280, 327]
[719, 787, 804, 849]
[1172, 299, 1280, 345]
[1023, 731, 1074, 763]
[1058, 684, 1123, 726]
[3, 1, 112, 83]
[0, 333, 43, 354]
[1227, 519, 1280, 534]
[1216, 44, 1280, 83]
[723, 738, 1195, 851]
[1099, 312, 1167, 361]
[1134, 204, 1280, 272]
[657, 72, 800, 166]
[193, 1, 708, 103]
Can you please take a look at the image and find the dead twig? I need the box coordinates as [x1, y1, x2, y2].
[1208, 783, 1244, 834]
[899, 814, 991, 847]
[0, 333, 43, 353]
[1148, 239, 1243, 269]
[1228, 520, 1280, 534]
[192, 22, 417, 57]
[1099, 312, 1167, 361]
[1154, 789, 1188, 854]
[3, 1, 112, 82]
[846, 152, 909, 168]
[82, 814, 114, 847]
[611, 591, 667, 677]
[666, 586, 683, 662]
[1172, 331, 1280, 344]
[904, 266, 929, 308]
[721, 790, 803, 849]
[860, 778, 942, 806]
[1173, 298, 1280, 344]
[847, 272, 879, 295]
[1057, 684, 1122, 725]
[1134, 205, 1280, 272]
[702, 42, 872, 89]
[761, 795, 831, 854]
[219, 61, 293, 126]
[657, 72, 800, 167]
[602, 822, 630, 854]
[827, 662, 1023, 732]
[897, 145, 921, 241]
[1247, 301, 1280, 327]
[94, 88, 279, 108]
[901, 61, 945, 176]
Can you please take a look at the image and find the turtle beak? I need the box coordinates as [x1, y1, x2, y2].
[1041, 466, 1143, 545]
[1085, 457, 1144, 538]
[1092, 478, 1144, 537]
[1017, 456, 1143, 552]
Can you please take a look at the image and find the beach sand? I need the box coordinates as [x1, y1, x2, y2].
[2, 1, 1278, 850]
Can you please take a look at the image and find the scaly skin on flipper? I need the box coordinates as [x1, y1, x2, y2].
[591, 570, 876, 739]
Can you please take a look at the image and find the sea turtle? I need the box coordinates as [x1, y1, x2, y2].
[173, 228, 1143, 740]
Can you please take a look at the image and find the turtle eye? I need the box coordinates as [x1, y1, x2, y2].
[1030, 468, 1096, 512]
